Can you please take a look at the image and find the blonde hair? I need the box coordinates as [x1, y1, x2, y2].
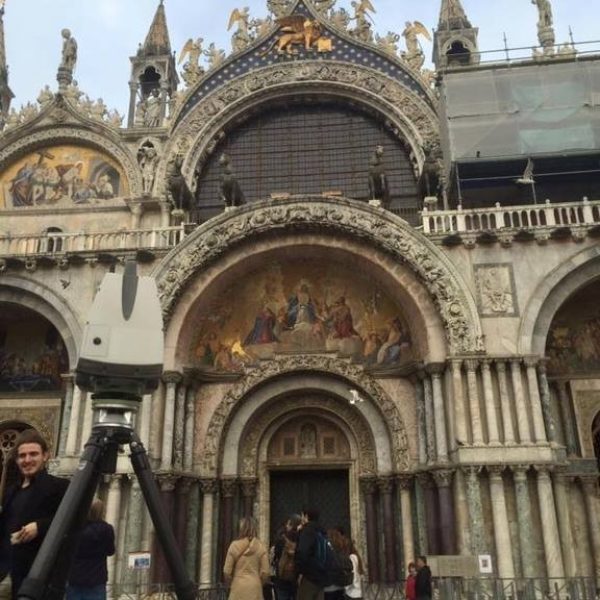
[88, 498, 105, 521]
[238, 516, 258, 540]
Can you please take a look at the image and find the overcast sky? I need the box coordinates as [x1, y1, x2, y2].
[3, 0, 599, 114]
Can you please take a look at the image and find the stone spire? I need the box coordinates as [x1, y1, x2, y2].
[142, 0, 171, 56]
[0, 1, 14, 125]
[433, 0, 479, 69]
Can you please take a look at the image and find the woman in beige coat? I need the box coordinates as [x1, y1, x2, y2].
[223, 516, 270, 600]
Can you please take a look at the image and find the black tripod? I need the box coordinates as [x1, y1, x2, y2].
[17, 392, 197, 600]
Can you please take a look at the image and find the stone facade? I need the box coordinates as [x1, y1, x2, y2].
[0, 0, 599, 590]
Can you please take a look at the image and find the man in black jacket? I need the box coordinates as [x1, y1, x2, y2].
[295, 508, 327, 600]
[0, 429, 69, 600]
[415, 555, 433, 600]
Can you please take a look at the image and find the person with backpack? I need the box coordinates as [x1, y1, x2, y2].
[272, 514, 302, 600]
[295, 508, 328, 600]
[323, 529, 347, 599]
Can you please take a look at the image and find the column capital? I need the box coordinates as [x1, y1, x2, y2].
[396, 474, 414, 491]
[240, 477, 258, 498]
[162, 370, 183, 385]
[177, 477, 194, 494]
[487, 465, 506, 479]
[158, 474, 179, 492]
[533, 464, 553, 480]
[377, 475, 395, 494]
[509, 357, 523, 367]
[537, 358, 549, 375]
[220, 477, 238, 497]
[199, 478, 218, 494]
[359, 476, 378, 495]
[511, 464, 531, 480]
[433, 469, 455, 488]
[480, 358, 493, 370]
[579, 475, 600, 495]
[426, 362, 446, 376]
[523, 356, 540, 369]
[464, 358, 480, 372]
[494, 358, 508, 372]
[462, 465, 483, 478]
[448, 358, 463, 369]
[416, 471, 435, 489]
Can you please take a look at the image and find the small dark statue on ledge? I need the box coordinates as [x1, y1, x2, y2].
[419, 142, 443, 201]
[219, 153, 245, 208]
[368, 145, 390, 207]
[167, 154, 192, 211]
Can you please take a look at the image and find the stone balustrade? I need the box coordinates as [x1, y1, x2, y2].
[0, 224, 186, 257]
[422, 198, 600, 234]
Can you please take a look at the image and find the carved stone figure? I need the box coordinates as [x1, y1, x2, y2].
[419, 142, 443, 200]
[350, 0, 375, 43]
[312, 0, 336, 14]
[204, 43, 227, 71]
[179, 38, 205, 88]
[228, 7, 253, 53]
[142, 89, 162, 128]
[107, 109, 123, 128]
[532, 0, 553, 27]
[37, 85, 54, 108]
[251, 17, 273, 38]
[167, 154, 193, 212]
[60, 29, 78, 71]
[262, 16, 324, 55]
[401, 21, 431, 71]
[89, 98, 107, 121]
[64, 80, 83, 103]
[476, 266, 515, 314]
[138, 144, 159, 196]
[219, 153, 245, 208]
[267, 0, 292, 18]
[376, 32, 400, 56]
[329, 7, 350, 31]
[368, 145, 390, 207]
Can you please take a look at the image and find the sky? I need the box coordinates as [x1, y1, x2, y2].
[3, 0, 599, 115]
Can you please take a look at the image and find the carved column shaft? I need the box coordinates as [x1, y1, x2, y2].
[361, 477, 380, 583]
[398, 477, 415, 572]
[122, 479, 144, 588]
[488, 468, 515, 578]
[513, 467, 535, 578]
[127, 80, 139, 128]
[524, 358, 547, 443]
[556, 381, 578, 456]
[481, 360, 500, 445]
[536, 469, 565, 579]
[173, 382, 187, 471]
[581, 478, 600, 584]
[465, 360, 484, 445]
[105, 475, 122, 586]
[423, 376, 436, 463]
[430, 367, 449, 462]
[65, 383, 83, 455]
[451, 360, 468, 446]
[138, 393, 153, 449]
[537, 362, 557, 443]
[379, 477, 398, 582]
[183, 386, 196, 472]
[413, 377, 427, 465]
[510, 359, 532, 444]
[495, 361, 516, 445]
[553, 473, 576, 577]
[58, 374, 74, 456]
[199, 479, 217, 587]
[464, 467, 486, 556]
[161, 372, 182, 470]
[185, 481, 201, 578]
[453, 469, 471, 554]
[434, 470, 456, 555]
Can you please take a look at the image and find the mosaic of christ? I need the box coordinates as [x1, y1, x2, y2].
[189, 261, 413, 372]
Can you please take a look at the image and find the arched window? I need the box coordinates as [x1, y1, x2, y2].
[44, 227, 63, 253]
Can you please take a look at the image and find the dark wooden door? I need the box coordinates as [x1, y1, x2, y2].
[269, 469, 350, 544]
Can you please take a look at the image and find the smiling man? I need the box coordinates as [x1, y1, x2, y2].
[0, 429, 69, 600]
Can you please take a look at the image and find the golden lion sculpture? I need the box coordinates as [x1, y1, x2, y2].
[262, 15, 329, 55]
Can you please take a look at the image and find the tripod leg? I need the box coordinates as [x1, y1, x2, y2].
[18, 432, 110, 600]
[128, 434, 196, 600]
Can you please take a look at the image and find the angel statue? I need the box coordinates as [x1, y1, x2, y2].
[228, 7, 253, 53]
[350, 0, 375, 43]
[376, 32, 400, 56]
[179, 38, 204, 87]
[312, 0, 336, 15]
[204, 43, 227, 71]
[329, 7, 350, 31]
[401, 21, 431, 71]
[251, 16, 274, 39]
[532, 0, 553, 28]
[267, 0, 292, 18]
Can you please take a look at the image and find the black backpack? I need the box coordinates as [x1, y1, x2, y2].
[316, 532, 354, 587]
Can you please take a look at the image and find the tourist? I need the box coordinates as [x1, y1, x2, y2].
[272, 514, 302, 600]
[415, 556, 432, 600]
[344, 539, 364, 599]
[295, 508, 327, 600]
[405, 562, 417, 600]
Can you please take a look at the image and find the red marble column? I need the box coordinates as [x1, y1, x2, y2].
[360, 476, 380, 583]
[434, 469, 457, 555]
[379, 476, 398, 582]
[175, 478, 191, 554]
[418, 472, 440, 555]
[153, 475, 177, 584]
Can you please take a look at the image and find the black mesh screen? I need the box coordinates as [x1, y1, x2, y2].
[195, 102, 420, 223]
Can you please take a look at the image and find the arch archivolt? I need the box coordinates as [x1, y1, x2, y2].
[238, 395, 377, 479]
[0, 275, 82, 369]
[518, 245, 600, 355]
[161, 61, 440, 189]
[155, 197, 483, 356]
[203, 355, 408, 478]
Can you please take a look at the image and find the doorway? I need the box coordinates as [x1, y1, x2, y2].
[269, 469, 350, 544]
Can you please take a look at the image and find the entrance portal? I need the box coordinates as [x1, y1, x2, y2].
[270, 469, 350, 543]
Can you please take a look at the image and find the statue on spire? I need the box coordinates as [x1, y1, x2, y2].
[57, 28, 77, 90]
[531, 0, 555, 56]
[531, 0, 553, 28]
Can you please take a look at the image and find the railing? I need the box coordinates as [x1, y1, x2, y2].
[422, 199, 600, 235]
[0, 225, 187, 257]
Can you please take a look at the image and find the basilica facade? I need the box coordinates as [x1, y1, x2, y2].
[0, 0, 599, 591]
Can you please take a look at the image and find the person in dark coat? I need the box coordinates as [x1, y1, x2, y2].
[415, 555, 432, 600]
[67, 499, 115, 600]
[0, 429, 69, 600]
[295, 508, 327, 600]
[272, 514, 302, 600]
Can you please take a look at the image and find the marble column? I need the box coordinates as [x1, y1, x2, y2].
[429, 364, 449, 462]
[160, 201, 171, 227]
[433, 470, 457, 555]
[80, 392, 93, 452]
[241, 478, 257, 517]
[537, 361, 557, 443]
[105, 475, 122, 586]
[155, 475, 177, 584]
[58, 374, 74, 456]
[488, 466, 515, 578]
[220, 477, 237, 578]
[127, 80, 138, 127]
[423, 373, 436, 464]
[378, 477, 398, 582]
[65, 385, 83, 455]
[481, 360, 501, 445]
[556, 381, 578, 456]
[185, 480, 200, 579]
[360, 477, 380, 583]
[122, 478, 144, 590]
[464, 360, 484, 445]
[536, 467, 565, 579]
[464, 466, 486, 555]
[173, 379, 188, 471]
[199, 479, 217, 587]
[138, 393, 153, 449]
[524, 357, 548, 444]
[160, 371, 182, 471]
[450, 359, 468, 446]
[419, 473, 440, 555]
[512, 465, 535, 578]
[453, 469, 471, 554]
[510, 359, 532, 444]
[129, 202, 143, 230]
[580, 476, 600, 584]
[183, 384, 196, 472]
[495, 361, 516, 445]
[553, 469, 576, 577]
[412, 375, 427, 465]
[398, 476, 415, 571]
[175, 479, 191, 554]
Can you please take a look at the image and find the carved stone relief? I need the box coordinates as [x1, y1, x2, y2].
[154, 197, 483, 354]
[238, 395, 378, 478]
[199, 354, 410, 477]
[474, 263, 519, 317]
